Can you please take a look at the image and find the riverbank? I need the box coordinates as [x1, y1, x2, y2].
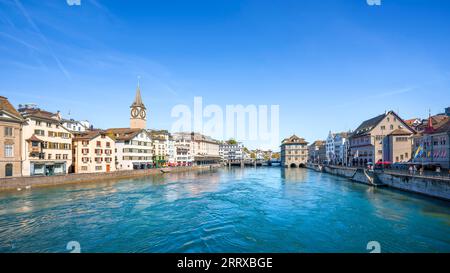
[307, 163, 450, 201]
[0, 164, 221, 192]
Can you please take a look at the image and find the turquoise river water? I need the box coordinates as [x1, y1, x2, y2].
[0, 167, 449, 253]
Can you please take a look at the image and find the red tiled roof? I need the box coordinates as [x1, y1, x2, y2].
[27, 134, 43, 142]
[0, 96, 22, 121]
[388, 128, 412, 136]
[73, 130, 107, 141]
[106, 128, 147, 141]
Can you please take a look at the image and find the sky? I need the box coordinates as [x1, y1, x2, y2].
[1, 0, 449, 150]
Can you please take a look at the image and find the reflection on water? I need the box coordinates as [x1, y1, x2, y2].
[0, 167, 449, 253]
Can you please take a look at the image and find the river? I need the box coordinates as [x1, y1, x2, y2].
[0, 167, 449, 253]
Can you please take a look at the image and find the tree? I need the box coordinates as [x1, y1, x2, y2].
[227, 139, 237, 145]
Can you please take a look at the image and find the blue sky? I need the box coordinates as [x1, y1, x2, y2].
[1, 0, 449, 150]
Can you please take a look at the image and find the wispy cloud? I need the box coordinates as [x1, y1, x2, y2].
[13, 0, 71, 80]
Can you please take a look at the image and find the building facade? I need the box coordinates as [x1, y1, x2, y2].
[281, 135, 309, 168]
[173, 132, 220, 165]
[412, 118, 450, 169]
[149, 129, 170, 167]
[219, 141, 244, 162]
[72, 130, 116, 173]
[333, 132, 349, 165]
[20, 107, 73, 176]
[308, 140, 326, 164]
[325, 131, 335, 163]
[172, 133, 194, 166]
[383, 129, 413, 163]
[62, 118, 91, 133]
[107, 128, 153, 170]
[349, 111, 415, 167]
[0, 96, 24, 178]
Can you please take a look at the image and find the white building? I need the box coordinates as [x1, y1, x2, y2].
[167, 135, 176, 165]
[172, 133, 194, 166]
[326, 131, 335, 163]
[20, 108, 73, 176]
[333, 132, 349, 166]
[219, 142, 244, 162]
[106, 128, 153, 170]
[62, 119, 91, 133]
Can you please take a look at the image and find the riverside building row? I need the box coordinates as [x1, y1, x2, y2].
[285, 108, 450, 170]
[0, 85, 225, 178]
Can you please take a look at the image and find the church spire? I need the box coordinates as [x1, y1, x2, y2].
[131, 77, 145, 109]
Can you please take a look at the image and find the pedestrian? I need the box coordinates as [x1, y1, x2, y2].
[409, 165, 413, 175]
[436, 166, 441, 177]
[419, 167, 424, 176]
[413, 165, 417, 175]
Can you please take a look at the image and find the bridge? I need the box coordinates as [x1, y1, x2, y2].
[224, 158, 281, 167]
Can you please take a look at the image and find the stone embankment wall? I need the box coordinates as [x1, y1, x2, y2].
[376, 171, 450, 200]
[0, 164, 221, 192]
[307, 164, 450, 200]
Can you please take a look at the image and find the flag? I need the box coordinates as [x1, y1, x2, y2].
[414, 145, 423, 159]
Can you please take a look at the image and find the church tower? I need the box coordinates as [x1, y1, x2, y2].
[130, 82, 147, 129]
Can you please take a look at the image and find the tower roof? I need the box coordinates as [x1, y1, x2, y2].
[131, 83, 146, 109]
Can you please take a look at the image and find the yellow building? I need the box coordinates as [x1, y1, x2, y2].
[72, 130, 116, 173]
[281, 135, 309, 168]
[20, 107, 73, 176]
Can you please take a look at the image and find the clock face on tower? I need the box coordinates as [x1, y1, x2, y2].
[131, 107, 140, 118]
[140, 109, 146, 119]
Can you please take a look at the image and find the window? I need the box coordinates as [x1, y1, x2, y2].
[35, 120, 41, 126]
[390, 125, 394, 130]
[96, 141, 101, 147]
[4, 144, 13, 157]
[46, 122, 52, 128]
[95, 166, 102, 171]
[5, 163, 13, 177]
[34, 129, 45, 136]
[63, 154, 68, 160]
[381, 126, 386, 130]
[56, 154, 61, 160]
[48, 154, 52, 160]
[4, 127, 13, 137]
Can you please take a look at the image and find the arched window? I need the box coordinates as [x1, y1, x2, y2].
[5, 164, 13, 177]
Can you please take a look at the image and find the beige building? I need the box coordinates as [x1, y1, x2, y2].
[130, 83, 147, 130]
[349, 111, 415, 167]
[72, 130, 116, 173]
[281, 135, 309, 168]
[0, 96, 24, 178]
[191, 133, 221, 165]
[384, 129, 413, 163]
[19, 107, 73, 176]
[172, 132, 221, 165]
